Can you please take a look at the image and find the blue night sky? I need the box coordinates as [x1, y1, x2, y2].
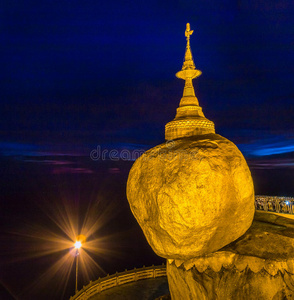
[1, 0, 294, 167]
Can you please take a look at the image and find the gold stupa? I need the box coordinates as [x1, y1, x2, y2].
[127, 23, 255, 260]
[165, 23, 215, 140]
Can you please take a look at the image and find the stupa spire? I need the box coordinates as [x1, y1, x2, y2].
[183, 23, 195, 70]
[165, 23, 215, 140]
[176, 23, 202, 107]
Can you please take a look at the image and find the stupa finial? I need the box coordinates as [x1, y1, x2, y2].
[181, 23, 196, 72]
[176, 23, 202, 103]
[165, 23, 215, 140]
[185, 23, 193, 39]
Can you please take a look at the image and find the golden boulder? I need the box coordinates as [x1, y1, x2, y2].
[127, 134, 255, 259]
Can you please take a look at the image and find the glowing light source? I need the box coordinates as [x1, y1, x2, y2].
[74, 238, 82, 294]
[74, 241, 82, 249]
[74, 234, 87, 294]
[4, 161, 126, 298]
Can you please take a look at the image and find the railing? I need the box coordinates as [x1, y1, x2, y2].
[70, 264, 167, 300]
[255, 195, 294, 214]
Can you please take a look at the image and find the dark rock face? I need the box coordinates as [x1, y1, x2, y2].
[154, 294, 171, 300]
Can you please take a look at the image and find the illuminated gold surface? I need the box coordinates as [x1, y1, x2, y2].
[127, 22, 254, 261]
[165, 23, 215, 140]
[166, 212, 294, 299]
[125, 22, 291, 299]
[127, 134, 255, 259]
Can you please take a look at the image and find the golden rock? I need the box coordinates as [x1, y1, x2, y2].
[127, 134, 255, 259]
[166, 212, 294, 300]
[127, 23, 255, 260]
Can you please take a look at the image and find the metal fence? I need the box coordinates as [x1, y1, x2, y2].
[255, 195, 294, 214]
[70, 264, 167, 300]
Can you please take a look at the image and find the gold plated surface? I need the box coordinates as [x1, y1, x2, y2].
[127, 22, 254, 261]
[166, 212, 294, 300]
[165, 23, 215, 140]
[127, 135, 255, 259]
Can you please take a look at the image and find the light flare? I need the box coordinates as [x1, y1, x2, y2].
[75, 241, 82, 249]
[2, 190, 123, 299]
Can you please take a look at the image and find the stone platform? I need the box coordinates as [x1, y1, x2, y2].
[167, 211, 294, 300]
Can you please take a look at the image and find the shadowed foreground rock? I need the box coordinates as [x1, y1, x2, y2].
[167, 212, 294, 300]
